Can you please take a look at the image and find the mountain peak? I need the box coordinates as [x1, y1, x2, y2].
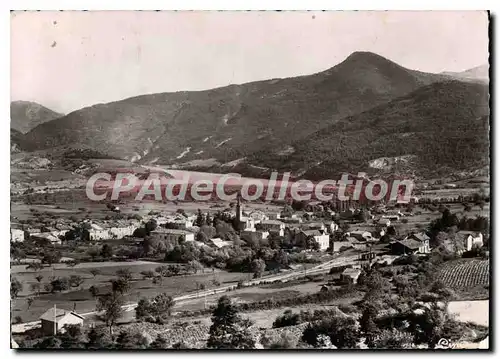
[337, 51, 400, 69]
[10, 101, 63, 133]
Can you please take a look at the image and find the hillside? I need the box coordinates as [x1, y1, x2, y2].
[247, 80, 489, 180]
[10, 129, 24, 153]
[442, 64, 489, 83]
[23, 52, 450, 167]
[10, 101, 63, 133]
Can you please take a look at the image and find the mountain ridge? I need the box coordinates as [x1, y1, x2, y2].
[10, 101, 63, 134]
[23, 51, 454, 165]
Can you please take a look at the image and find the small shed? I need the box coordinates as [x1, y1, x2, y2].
[340, 268, 362, 284]
[40, 308, 84, 336]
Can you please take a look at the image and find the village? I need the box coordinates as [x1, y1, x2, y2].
[10, 186, 490, 348]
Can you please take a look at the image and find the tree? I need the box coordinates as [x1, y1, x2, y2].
[35, 336, 62, 349]
[407, 302, 453, 348]
[251, 258, 266, 278]
[26, 297, 34, 310]
[42, 250, 62, 267]
[205, 212, 213, 227]
[89, 285, 99, 300]
[115, 331, 149, 349]
[10, 277, 23, 300]
[301, 313, 359, 348]
[111, 278, 130, 295]
[195, 209, 205, 227]
[97, 292, 124, 337]
[135, 293, 175, 323]
[207, 296, 256, 349]
[69, 275, 85, 288]
[141, 270, 155, 280]
[89, 269, 101, 279]
[26, 262, 44, 271]
[359, 303, 380, 348]
[86, 326, 113, 349]
[187, 260, 203, 274]
[372, 328, 413, 349]
[30, 282, 41, 296]
[59, 324, 86, 349]
[273, 309, 300, 328]
[100, 244, 113, 259]
[50, 277, 70, 292]
[11, 247, 26, 263]
[145, 219, 158, 234]
[87, 247, 100, 261]
[149, 334, 169, 349]
[35, 274, 44, 283]
[262, 332, 297, 349]
[116, 268, 133, 282]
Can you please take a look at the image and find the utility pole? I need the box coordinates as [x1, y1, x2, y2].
[53, 304, 57, 336]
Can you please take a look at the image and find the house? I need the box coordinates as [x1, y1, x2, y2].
[382, 215, 400, 221]
[40, 308, 84, 336]
[331, 240, 353, 252]
[375, 218, 391, 227]
[266, 212, 281, 220]
[259, 220, 285, 236]
[281, 217, 303, 224]
[324, 221, 339, 233]
[301, 222, 326, 232]
[31, 232, 62, 245]
[390, 238, 427, 255]
[248, 210, 270, 222]
[108, 221, 138, 239]
[339, 209, 356, 219]
[239, 217, 256, 232]
[405, 232, 431, 253]
[296, 230, 330, 251]
[11, 337, 19, 349]
[346, 237, 367, 251]
[340, 268, 362, 284]
[88, 223, 111, 241]
[11, 228, 25, 242]
[348, 230, 373, 242]
[150, 228, 195, 243]
[456, 231, 484, 252]
[240, 230, 270, 246]
[209, 237, 233, 249]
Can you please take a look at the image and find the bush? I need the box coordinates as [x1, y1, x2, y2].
[272, 309, 301, 328]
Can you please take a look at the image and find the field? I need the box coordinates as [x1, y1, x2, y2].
[436, 259, 490, 301]
[437, 259, 489, 288]
[11, 260, 249, 323]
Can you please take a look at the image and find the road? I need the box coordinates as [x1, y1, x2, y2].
[11, 253, 359, 334]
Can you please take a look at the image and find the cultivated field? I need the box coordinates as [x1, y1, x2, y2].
[437, 259, 489, 288]
[11, 260, 249, 322]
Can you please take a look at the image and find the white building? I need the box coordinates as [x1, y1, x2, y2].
[298, 229, 330, 251]
[209, 237, 233, 249]
[31, 232, 62, 245]
[457, 231, 484, 252]
[151, 228, 195, 243]
[11, 228, 25, 242]
[259, 220, 285, 236]
[40, 308, 84, 336]
[348, 230, 373, 242]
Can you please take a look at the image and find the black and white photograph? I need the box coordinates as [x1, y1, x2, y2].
[9, 10, 490, 350]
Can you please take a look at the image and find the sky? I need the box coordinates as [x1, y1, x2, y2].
[11, 11, 489, 114]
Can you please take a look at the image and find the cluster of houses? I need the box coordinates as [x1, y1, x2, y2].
[10, 198, 485, 260]
[10, 218, 142, 245]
